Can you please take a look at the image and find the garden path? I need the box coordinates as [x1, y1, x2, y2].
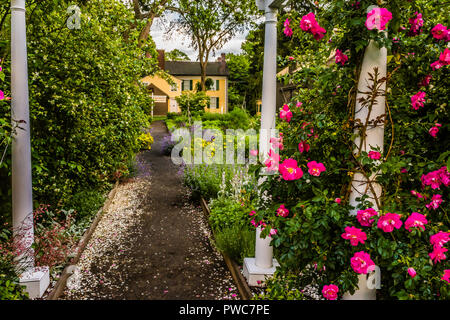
[61, 121, 238, 300]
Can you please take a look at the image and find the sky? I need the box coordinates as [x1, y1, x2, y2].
[150, 12, 250, 62]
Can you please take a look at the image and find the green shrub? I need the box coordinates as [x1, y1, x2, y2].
[0, 276, 29, 301]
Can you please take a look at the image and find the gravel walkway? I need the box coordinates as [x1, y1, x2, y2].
[61, 121, 238, 300]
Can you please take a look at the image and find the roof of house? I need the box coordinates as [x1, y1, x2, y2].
[165, 61, 230, 77]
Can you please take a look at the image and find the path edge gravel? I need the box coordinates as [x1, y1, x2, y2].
[46, 180, 120, 300]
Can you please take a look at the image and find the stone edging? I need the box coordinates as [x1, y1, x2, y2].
[46, 180, 120, 300]
[200, 197, 253, 301]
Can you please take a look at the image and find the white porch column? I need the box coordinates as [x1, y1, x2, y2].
[11, 0, 49, 299]
[243, 0, 281, 287]
[344, 5, 387, 300]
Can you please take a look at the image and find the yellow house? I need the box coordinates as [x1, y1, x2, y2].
[141, 51, 229, 115]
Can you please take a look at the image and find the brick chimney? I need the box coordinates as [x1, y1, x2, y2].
[157, 49, 165, 70]
[219, 53, 226, 73]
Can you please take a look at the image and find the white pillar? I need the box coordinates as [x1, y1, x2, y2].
[11, 0, 34, 270]
[345, 5, 387, 300]
[256, 0, 278, 269]
[11, 0, 49, 299]
[243, 1, 280, 287]
[258, 2, 278, 162]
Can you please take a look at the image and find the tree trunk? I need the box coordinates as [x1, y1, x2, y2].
[138, 14, 155, 48]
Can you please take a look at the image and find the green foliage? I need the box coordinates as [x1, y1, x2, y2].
[0, 0, 157, 221]
[0, 276, 29, 301]
[209, 197, 250, 231]
[214, 224, 255, 265]
[176, 91, 210, 114]
[165, 49, 190, 61]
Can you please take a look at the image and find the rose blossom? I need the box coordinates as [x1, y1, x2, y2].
[276, 204, 289, 218]
[408, 12, 423, 36]
[279, 158, 303, 181]
[365, 8, 392, 31]
[426, 194, 443, 210]
[368, 151, 381, 160]
[428, 123, 442, 138]
[322, 284, 339, 300]
[404, 212, 428, 232]
[298, 141, 310, 153]
[335, 49, 348, 66]
[431, 24, 448, 40]
[307, 161, 326, 177]
[377, 213, 402, 233]
[441, 270, 450, 283]
[430, 231, 450, 249]
[279, 104, 293, 122]
[407, 267, 417, 278]
[350, 251, 375, 274]
[283, 18, 293, 37]
[356, 208, 378, 227]
[429, 246, 447, 264]
[341, 226, 367, 246]
[300, 12, 326, 40]
[411, 91, 426, 110]
[335, 198, 341, 204]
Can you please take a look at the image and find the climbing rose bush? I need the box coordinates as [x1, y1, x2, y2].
[254, 0, 449, 300]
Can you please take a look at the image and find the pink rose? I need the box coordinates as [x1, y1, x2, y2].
[439, 48, 450, 65]
[335, 198, 341, 204]
[341, 226, 367, 246]
[407, 267, 417, 278]
[335, 49, 348, 66]
[431, 24, 448, 40]
[351, 251, 375, 274]
[298, 141, 310, 153]
[429, 246, 447, 264]
[300, 12, 326, 40]
[408, 12, 423, 36]
[418, 74, 432, 87]
[429, 123, 442, 138]
[322, 284, 339, 300]
[404, 212, 428, 232]
[441, 270, 450, 283]
[279, 104, 293, 122]
[356, 208, 378, 227]
[377, 213, 402, 233]
[279, 158, 303, 181]
[276, 204, 289, 218]
[430, 231, 450, 249]
[307, 161, 326, 177]
[426, 194, 443, 210]
[365, 8, 392, 31]
[411, 91, 426, 110]
[284, 18, 293, 37]
[250, 149, 258, 157]
[368, 151, 382, 160]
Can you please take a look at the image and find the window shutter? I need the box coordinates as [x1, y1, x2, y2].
[216, 97, 219, 109]
[190, 80, 193, 90]
[181, 81, 185, 91]
[216, 80, 219, 91]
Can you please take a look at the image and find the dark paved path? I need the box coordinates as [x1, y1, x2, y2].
[62, 120, 238, 300]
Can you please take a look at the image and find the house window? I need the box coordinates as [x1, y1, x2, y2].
[171, 82, 177, 91]
[210, 97, 219, 109]
[209, 79, 220, 91]
[181, 79, 193, 91]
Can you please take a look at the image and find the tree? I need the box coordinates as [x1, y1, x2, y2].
[170, 0, 258, 91]
[166, 48, 190, 61]
[130, 0, 174, 47]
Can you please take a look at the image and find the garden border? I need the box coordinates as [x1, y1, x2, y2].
[199, 197, 253, 300]
[46, 180, 120, 300]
